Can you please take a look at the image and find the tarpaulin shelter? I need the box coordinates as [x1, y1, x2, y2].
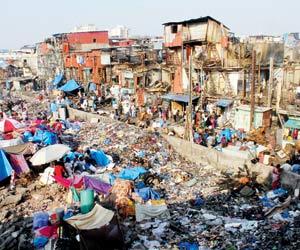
[65, 204, 124, 249]
[53, 74, 63, 85]
[0, 118, 23, 133]
[9, 154, 30, 175]
[32, 130, 58, 145]
[90, 150, 111, 167]
[30, 144, 70, 166]
[0, 150, 13, 181]
[58, 79, 80, 92]
[2, 143, 32, 155]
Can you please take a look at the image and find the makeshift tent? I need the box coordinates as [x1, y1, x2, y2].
[0, 118, 23, 133]
[32, 130, 57, 145]
[53, 74, 63, 85]
[0, 150, 13, 181]
[90, 150, 111, 167]
[65, 204, 124, 249]
[3, 142, 33, 155]
[58, 79, 80, 92]
[9, 154, 30, 175]
[30, 144, 70, 166]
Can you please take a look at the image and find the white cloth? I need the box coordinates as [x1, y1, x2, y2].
[65, 204, 114, 230]
[135, 204, 170, 222]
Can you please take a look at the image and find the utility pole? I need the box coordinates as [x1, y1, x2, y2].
[268, 57, 274, 107]
[250, 50, 256, 131]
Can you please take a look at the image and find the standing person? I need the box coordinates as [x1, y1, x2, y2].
[50, 101, 58, 119]
[195, 110, 201, 127]
[272, 164, 282, 190]
[175, 110, 180, 123]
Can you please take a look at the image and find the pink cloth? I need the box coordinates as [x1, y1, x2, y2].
[9, 154, 30, 175]
[52, 175, 83, 188]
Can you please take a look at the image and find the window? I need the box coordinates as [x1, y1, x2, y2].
[171, 25, 178, 34]
[93, 38, 97, 43]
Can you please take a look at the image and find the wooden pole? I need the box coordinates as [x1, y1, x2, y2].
[188, 47, 193, 142]
[250, 50, 256, 131]
[268, 57, 274, 107]
[242, 68, 246, 98]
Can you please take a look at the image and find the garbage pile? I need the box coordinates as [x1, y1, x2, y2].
[1, 94, 300, 249]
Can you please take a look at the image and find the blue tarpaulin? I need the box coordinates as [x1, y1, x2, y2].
[135, 187, 160, 201]
[162, 94, 199, 103]
[284, 119, 300, 129]
[0, 150, 13, 181]
[216, 99, 233, 108]
[53, 74, 63, 85]
[59, 79, 80, 92]
[90, 150, 111, 167]
[32, 130, 58, 145]
[118, 167, 148, 180]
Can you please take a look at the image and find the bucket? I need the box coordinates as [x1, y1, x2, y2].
[80, 189, 95, 214]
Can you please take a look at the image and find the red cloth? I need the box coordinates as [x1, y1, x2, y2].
[54, 165, 65, 178]
[52, 122, 62, 133]
[35, 225, 58, 239]
[3, 133, 13, 140]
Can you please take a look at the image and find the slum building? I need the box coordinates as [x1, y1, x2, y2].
[62, 30, 110, 86]
[36, 34, 65, 83]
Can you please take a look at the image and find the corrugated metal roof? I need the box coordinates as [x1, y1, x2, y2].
[163, 16, 229, 30]
[162, 94, 199, 103]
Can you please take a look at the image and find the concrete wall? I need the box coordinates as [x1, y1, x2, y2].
[163, 134, 300, 191]
[163, 135, 250, 170]
[67, 107, 112, 123]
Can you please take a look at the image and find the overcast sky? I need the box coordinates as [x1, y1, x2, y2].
[0, 0, 298, 49]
